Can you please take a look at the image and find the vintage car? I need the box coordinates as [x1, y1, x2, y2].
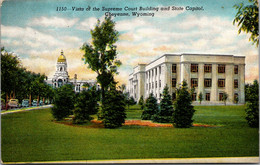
[39, 100, 43, 106]
[8, 99, 19, 108]
[21, 99, 30, 107]
[32, 99, 38, 106]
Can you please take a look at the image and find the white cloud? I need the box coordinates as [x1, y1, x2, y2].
[116, 18, 151, 31]
[29, 16, 79, 28]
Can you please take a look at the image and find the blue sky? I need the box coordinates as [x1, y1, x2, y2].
[1, 0, 258, 84]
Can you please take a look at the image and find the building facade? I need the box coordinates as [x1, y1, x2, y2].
[46, 50, 96, 92]
[128, 53, 245, 105]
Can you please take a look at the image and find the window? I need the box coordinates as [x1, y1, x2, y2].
[204, 64, 212, 73]
[172, 93, 176, 101]
[159, 66, 161, 74]
[149, 83, 151, 89]
[204, 79, 212, 87]
[218, 79, 225, 87]
[146, 84, 148, 90]
[192, 93, 197, 101]
[219, 93, 224, 101]
[155, 81, 157, 88]
[206, 93, 210, 101]
[172, 78, 176, 87]
[234, 93, 239, 103]
[218, 64, 225, 73]
[159, 80, 161, 88]
[152, 70, 154, 77]
[191, 64, 198, 72]
[155, 68, 157, 76]
[191, 78, 198, 88]
[234, 79, 238, 88]
[172, 64, 177, 73]
[152, 82, 154, 88]
[234, 65, 238, 74]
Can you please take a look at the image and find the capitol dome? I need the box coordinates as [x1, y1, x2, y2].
[57, 50, 66, 62]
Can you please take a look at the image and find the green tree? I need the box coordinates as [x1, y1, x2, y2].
[52, 84, 75, 121]
[102, 85, 126, 128]
[138, 95, 144, 110]
[73, 86, 99, 124]
[222, 92, 228, 106]
[81, 16, 121, 104]
[153, 85, 174, 123]
[141, 93, 158, 120]
[198, 92, 203, 104]
[173, 80, 195, 128]
[245, 80, 259, 128]
[233, 0, 259, 47]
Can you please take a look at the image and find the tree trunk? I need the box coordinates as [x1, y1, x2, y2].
[6, 93, 9, 110]
[37, 95, 39, 106]
[29, 94, 32, 106]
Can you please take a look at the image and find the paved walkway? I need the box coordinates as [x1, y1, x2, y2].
[3, 157, 259, 164]
[1, 105, 53, 115]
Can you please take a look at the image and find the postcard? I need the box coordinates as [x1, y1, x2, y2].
[1, 0, 259, 164]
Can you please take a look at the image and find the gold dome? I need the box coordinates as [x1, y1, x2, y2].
[57, 50, 66, 62]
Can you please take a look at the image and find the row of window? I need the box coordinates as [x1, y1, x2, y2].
[172, 92, 239, 102]
[171, 78, 239, 88]
[146, 80, 162, 90]
[171, 64, 239, 74]
[146, 66, 162, 79]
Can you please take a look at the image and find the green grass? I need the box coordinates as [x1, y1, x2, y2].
[1, 105, 259, 162]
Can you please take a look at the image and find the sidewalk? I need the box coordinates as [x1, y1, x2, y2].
[1, 105, 53, 115]
[3, 157, 259, 164]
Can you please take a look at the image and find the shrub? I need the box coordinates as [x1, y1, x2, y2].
[102, 87, 126, 128]
[141, 93, 158, 120]
[52, 84, 75, 121]
[245, 80, 259, 128]
[173, 80, 195, 128]
[73, 86, 99, 124]
[198, 92, 203, 104]
[153, 85, 173, 123]
[138, 95, 144, 110]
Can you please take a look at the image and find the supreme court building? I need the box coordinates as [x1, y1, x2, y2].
[128, 53, 245, 104]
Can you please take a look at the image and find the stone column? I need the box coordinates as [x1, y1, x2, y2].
[211, 64, 218, 102]
[239, 64, 245, 103]
[198, 63, 204, 95]
[226, 64, 234, 103]
[181, 63, 190, 88]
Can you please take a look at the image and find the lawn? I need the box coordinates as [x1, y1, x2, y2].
[1, 105, 259, 162]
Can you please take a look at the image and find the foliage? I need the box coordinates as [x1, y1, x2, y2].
[138, 95, 144, 110]
[52, 84, 75, 121]
[124, 92, 136, 110]
[141, 93, 158, 120]
[153, 85, 174, 123]
[81, 16, 121, 103]
[198, 92, 203, 104]
[73, 86, 99, 124]
[102, 86, 126, 128]
[245, 80, 259, 128]
[222, 92, 228, 106]
[233, 0, 259, 47]
[173, 80, 195, 128]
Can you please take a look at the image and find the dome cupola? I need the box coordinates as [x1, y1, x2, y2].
[57, 50, 66, 62]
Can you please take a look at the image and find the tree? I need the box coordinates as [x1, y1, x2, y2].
[153, 85, 174, 123]
[222, 92, 228, 106]
[173, 80, 195, 128]
[81, 16, 121, 104]
[141, 93, 158, 120]
[233, 0, 259, 47]
[138, 95, 144, 110]
[52, 84, 75, 121]
[73, 86, 99, 124]
[102, 85, 126, 128]
[245, 80, 259, 128]
[198, 92, 203, 104]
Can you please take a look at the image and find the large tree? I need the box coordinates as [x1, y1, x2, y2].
[81, 16, 121, 104]
[233, 0, 259, 47]
[141, 93, 158, 120]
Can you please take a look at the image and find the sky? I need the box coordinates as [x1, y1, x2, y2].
[1, 0, 259, 85]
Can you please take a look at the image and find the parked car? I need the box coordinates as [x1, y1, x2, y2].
[8, 99, 19, 108]
[39, 100, 43, 106]
[32, 99, 38, 106]
[21, 99, 30, 107]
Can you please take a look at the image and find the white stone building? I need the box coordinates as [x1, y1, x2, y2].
[128, 53, 245, 105]
[45, 50, 96, 92]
